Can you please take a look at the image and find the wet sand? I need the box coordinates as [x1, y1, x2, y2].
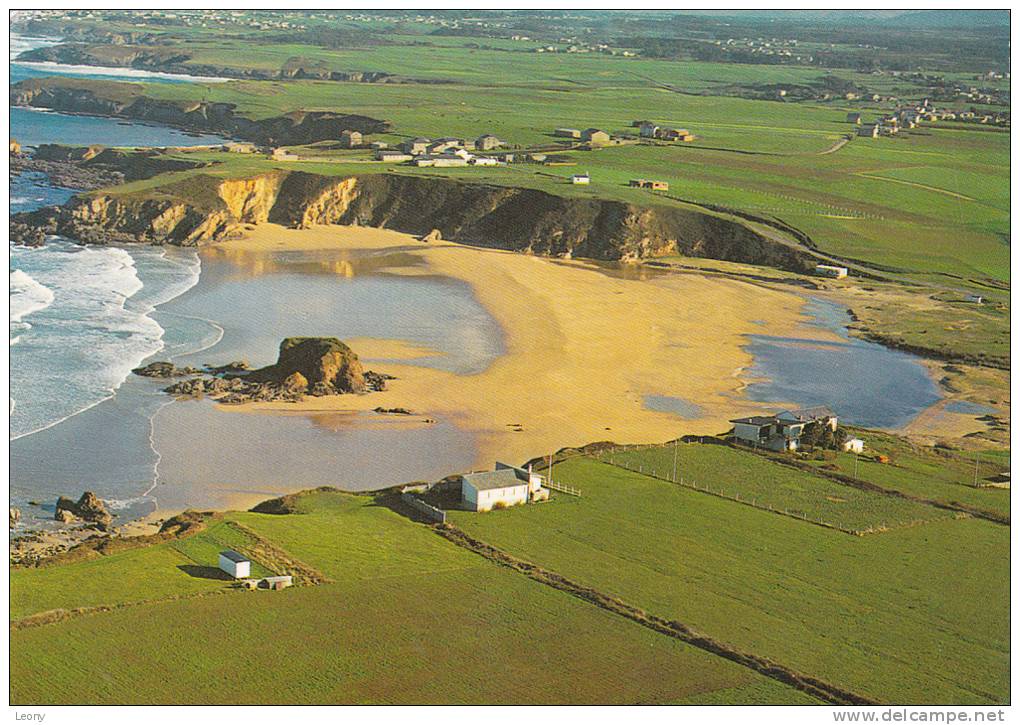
[216, 224, 815, 470]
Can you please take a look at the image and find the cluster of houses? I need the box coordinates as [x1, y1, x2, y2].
[730, 406, 864, 454]
[850, 98, 1006, 138]
[375, 134, 504, 167]
[461, 462, 549, 512]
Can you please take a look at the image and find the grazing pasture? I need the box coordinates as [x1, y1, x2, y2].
[9, 490, 819, 705]
[449, 456, 1009, 704]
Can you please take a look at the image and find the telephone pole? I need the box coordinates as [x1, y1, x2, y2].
[672, 439, 679, 483]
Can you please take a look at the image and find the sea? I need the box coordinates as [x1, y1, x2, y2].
[8, 34, 944, 527]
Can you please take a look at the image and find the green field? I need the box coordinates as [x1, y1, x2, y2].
[10, 490, 820, 705]
[449, 456, 1009, 704]
[603, 440, 959, 532]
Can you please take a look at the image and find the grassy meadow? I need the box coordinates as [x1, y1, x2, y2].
[449, 456, 1009, 704]
[10, 490, 820, 705]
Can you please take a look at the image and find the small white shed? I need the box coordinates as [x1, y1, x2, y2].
[219, 550, 251, 579]
[843, 438, 865, 454]
[571, 173, 591, 185]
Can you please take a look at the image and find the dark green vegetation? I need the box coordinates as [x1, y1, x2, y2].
[451, 454, 1009, 704]
[10, 489, 820, 705]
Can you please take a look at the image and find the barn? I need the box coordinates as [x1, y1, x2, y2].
[218, 550, 251, 579]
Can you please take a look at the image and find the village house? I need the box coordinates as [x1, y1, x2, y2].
[271, 148, 299, 161]
[400, 137, 432, 155]
[461, 463, 549, 512]
[426, 137, 466, 155]
[554, 128, 581, 139]
[815, 264, 849, 279]
[630, 178, 669, 191]
[375, 149, 413, 162]
[218, 550, 251, 579]
[638, 122, 660, 138]
[339, 129, 363, 148]
[659, 127, 694, 142]
[414, 153, 469, 167]
[580, 128, 610, 146]
[474, 134, 503, 151]
[857, 123, 879, 138]
[223, 142, 257, 153]
[469, 156, 500, 166]
[571, 173, 591, 185]
[846, 112, 862, 125]
[843, 438, 865, 454]
[730, 407, 838, 452]
[964, 294, 984, 304]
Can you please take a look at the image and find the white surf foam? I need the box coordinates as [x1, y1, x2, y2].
[10, 269, 55, 328]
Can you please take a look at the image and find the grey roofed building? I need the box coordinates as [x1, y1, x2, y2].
[777, 406, 836, 422]
[461, 468, 528, 491]
[220, 550, 248, 564]
[729, 415, 781, 427]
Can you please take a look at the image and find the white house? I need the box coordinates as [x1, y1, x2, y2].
[815, 265, 849, 279]
[461, 463, 548, 512]
[731, 407, 838, 452]
[843, 438, 865, 454]
[571, 173, 590, 185]
[218, 550, 251, 579]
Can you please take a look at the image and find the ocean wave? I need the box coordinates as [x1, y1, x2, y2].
[13, 59, 232, 84]
[10, 269, 56, 328]
[9, 241, 202, 440]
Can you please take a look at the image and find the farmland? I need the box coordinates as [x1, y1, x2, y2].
[449, 456, 1009, 704]
[9, 489, 820, 705]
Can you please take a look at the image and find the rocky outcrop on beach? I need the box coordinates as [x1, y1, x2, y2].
[160, 338, 390, 405]
[132, 361, 201, 378]
[54, 491, 114, 530]
[11, 78, 390, 146]
[10, 170, 817, 271]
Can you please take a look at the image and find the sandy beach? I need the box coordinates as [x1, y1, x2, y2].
[214, 223, 821, 470]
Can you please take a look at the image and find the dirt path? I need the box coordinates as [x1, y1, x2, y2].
[855, 172, 977, 201]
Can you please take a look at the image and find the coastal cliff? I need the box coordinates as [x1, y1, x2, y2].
[16, 43, 434, 83]
[11, 171, 815, 270]
[10, 78, 389, 145]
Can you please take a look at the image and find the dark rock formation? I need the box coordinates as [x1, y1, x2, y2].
[251, 337, 368, 393]
[132, 361, 201, 378]
[161, 338, 387, 404]
[54, 491, 113, 530]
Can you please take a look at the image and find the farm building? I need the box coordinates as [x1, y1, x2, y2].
[554, 127, 581, 139]
[580, 128, 610, 146]
[660, 128, 694, 142]
[414, 154, 469, 167]
[263, 575, 293, 590]
[401, 137, 432, 155]
[270, 148, 299, 161]
[370, 141, 388, 150]
[474, 134, 503, 151]
[638, 122, 660, 138]
[375, 149, 413, 162]
[731, 407, 839, 452]
[218, 550, 251, 579]
[571, 173, 591, 185]
[461, 463, 548, 512]
[427, 137, 466, 154]
[815, 264, 849, 279]
[964, 294, 984, 304]
[857, 124, 879, 138]
[846, 112, 862, 124]
[843, 438, 865, 454]
[339, 130, 363, 148]
[630, 179, 669, 191]
[223, 142, 257, 153]
[469, 156, 500, 166]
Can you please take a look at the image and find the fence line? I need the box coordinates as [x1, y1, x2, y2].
[594, 447, 878, 536]
[545, 481, 582, 497]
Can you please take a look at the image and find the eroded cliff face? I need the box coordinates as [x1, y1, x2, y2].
[10, 172, 815, 271]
